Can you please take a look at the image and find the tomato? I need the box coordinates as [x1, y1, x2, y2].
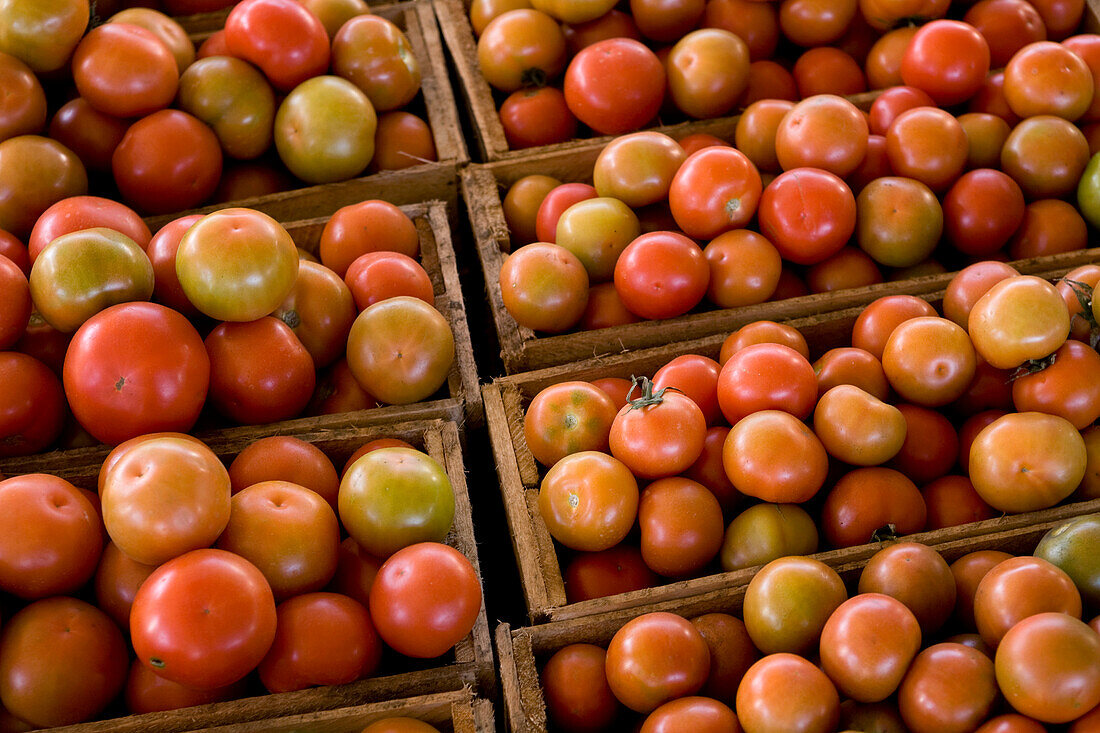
[898, 643, 998, 733]
[968, 275, 1071, 369]
[542, 643, 621, 732]
[592, 132, 685, 208]
[100, 435, 231, 565]
[631, 0, 705, 42]
[942, 169, 1026, 258]
[332, 15, 419, 112]
[1004, 41, 1094, 121]
[858, 542, 956, 635]
[106, 8, 193, 73]
[539, 451, 639, 552]
[652, 354, 721, 426]
[0, 354, 61, 456]
[775, 94, 868, 179]
[319, 199, 419, 279]
[177, 56, 276, 161]
[792, 46, 867, 97]
[723, 410, 829, 504]
[124, 657, 244, 714]
[959, 112, 1013, 170]
[821, 467, 927, 548]
[0, 597, 127, 728]
[701, 229, 781, 309]
[309, 358, 378, 416]
[1012, 339, 1100, 429]
[1009, 198, 1088, 259]
[499, 86, 577, 148]
[131, 549, 277, 689]
[469, 0, 532, 35]
[734, 99, 795, 174]
[0, 253, 29, 348]
[370, 110, 437, 172]
[882, 316, 976, 407]
[666, 29, 749, 120]
[72, 23, 178, 119]
[684, 426, 741, 511]
[758, 167, 856, 265]
[717, 342, 817, 424]
[0, 229, 29, 275]
[813, 347, 890, 401]
[722, 321, 810, 363]
[500, 242, 589, 333]
[900, 20, 990, 106]
[743, 556, 847, 656]
[641, 697, 739, 732]
[638, 477, 723, 577]
[704, 0, 778, 60]
[869, 86, 935, 136]
[1064, 34, 1100, 122]
[563, 544, 658, 602]
[856, 177, 943, 269]
[0, 474, 101, 599]
[224, 0, 330, 92]
[361, 719, 442, 733]
[609, 377, 706, 479]
[806, 247, 880, 294]
[476, 9, 567, 92]
[346, 296, 455, 404]
[524, 380, 618, 467]
[94, 541, 157, 630]
[885, 107, 968, 192]
[581, 282, 643, 329]
[735, 653, 840, 733]
[720, 503, 818, 572]
[690, 613, 758, 706]
[369, 542, 482, 658]
[668, 147, 761, 240]
[995, 613, 1100, 724]
[1003, 114, 1090, 199]
[964, 0, 1046, 68]
[28, 195, 150, 266]
[338, 446, 454, 559]
[813, 384, 906, 466]
[613, 231, 709, 320]
[950, 550, 1013, 631]
[274, 259, 357, 368]
[780, 0, 857, 45]
[605, 612, 711, 713]
[969, 411, 1086, 513]
[943, 261, 1020, 329]
[63, 302, 209, 445]
[1034, 513, 1100, 609]
[819, 593, 921, 703]
[923, 475, 995, 529]
[258, 592, 381, 693]
[0, 0, 89, 74]
[0, 135, 88, 240]
[852, 295, 938, 362]
[206, 317, 316, 424]
[563, 38, 666, 135]
[555, 197, 640, 281]
[974, 555, 1082, 648]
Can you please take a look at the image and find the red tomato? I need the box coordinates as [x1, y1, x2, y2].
[821, 467, 927, 548]
[535, 182, 598, 243]
[653, 354, 722, 426]
[542, 643, 621, 731]
[524, 380, 618, 467]
[943, 169, 1026, 257]
[345, 251, 434, 311]
[923, 475, 995, 529]
[228, 435, 340, 507]
[224, 0, 331, 92]
[146, 214, 203, 317]
[319, 199, 419, 279]
[881, 316, 977, 407]
[717, 342, 818, 424]
[124, 657, 244, 714]
[613, 231, 709, 320]
[642, 697, 740, 732]
[605, 612, 711, 713]
[62, 302, 209, 445]
[258, 592, 382, 693]
[27, 195, 150, 264]
[1011, 338, 1100, 429]
[609, 376, 707, 479]
[964, 0, 1046, 68]
[668, 147, 762, 239]
[723, 409, 830, 503]
[370, 111, 437, 172]
[500, 86, 577, 148]
[538, 451, 639, 552]
[900, 20, 991, 106]
[736, 653, 840, 733]
[368, 542, 482, 658]
[563, 544, 658, 602]
[758, 167, 856, 265]
[885, 106, 968, 192]
[858, 541, 957, 635]
[94, 541, 157, 631]
[775, 94, 869, 178]
[130, 549, 277, 690]
[638, 477, 724, 577]
[898, 643, 998, 733]
[563, 38, 666, 135]
[973, 555, 1082, 647]
[71, 23, 179, 118]
[0, 351, 65, 456]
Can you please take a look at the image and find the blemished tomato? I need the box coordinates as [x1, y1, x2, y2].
[666, 29, 749, 120]
[332, 15, 419, 112]
[813, 384, 907, 466]
[743, 556, 847, 655]
[369, 542, 482, 658]
[735, 653, 840, 733]
[1011, 339, 1100, 429]
[819, 593, 921, 703]
[347, 296, 455, 405]
[605, 612, 711, 713]
[641, 697, 740, 733]
[973, 555, 1082, 647]
[898, 643, 998, 733]
[539, 451, 639, 552]
[258, 592, 382, 693]
[592, 131, 685, 208]
[0, 474, 102, 599]
[609, 376, 707, 479]
[224, 0, 330, 92]
[881, 316, 976, 407]
[71, 23, 179, 119]
[563, 38, 666, 135]
[758, 167, 856, 265]
[111, 110, 222, 215]
[0, 597, 128, 728]
[613, 231, 709, 320]
[720, 502, 818, 572]
[668, 146, 762, 240]
[900, 20, 990, 106]
[524, 380, 618, 467]
[564, 544, 658, 602]
[130, 549, 277, 690]
[500, 242, 589, 333]
[274, 259, 357, 368]
[638, 477, 724, 577]
[995, 613, 1100, 724]
[858, 542, 956, 635]
[821, 467, 927, 548]
[968, 275, 1071, 370]
[542, 643, 621, 731]
[339, 447, 454, 558]
[0, 351, 65, 457]
[476, 9, 567, 93]
[499, 86, 577, 149]
[62, 302, 209, 445]
[723, 409, 829, 503]
[217, 481, 341, 599]
[100, 435, 232, 566]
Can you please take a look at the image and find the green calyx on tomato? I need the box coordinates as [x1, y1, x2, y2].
[623, 375, 677, 410]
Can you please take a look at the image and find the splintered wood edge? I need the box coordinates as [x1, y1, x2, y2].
[407, 0, 470, 166]
[496, 624, 547, 733]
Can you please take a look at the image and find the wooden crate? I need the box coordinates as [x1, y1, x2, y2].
[495, 517, 1090, 732]
[157, 0, 467, 217]
[483, 277, 1100, 623]
[29, 419, 496, 733]
[0, 199, 481, 478]
[462, 150, 1100, 372]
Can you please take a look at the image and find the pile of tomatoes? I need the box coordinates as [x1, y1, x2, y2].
[538, 522, 1100, 732]
[0, 195, 456, 457]
[523, 266, 1100, 603]
[0, 431, 481, 728]
[0, 0, 436, 226]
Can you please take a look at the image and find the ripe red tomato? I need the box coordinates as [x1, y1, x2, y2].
[1011, 339, 1100, 429]
[973, 556, 1082, 647]
[900, 20, 991, 106]
[0, 351, 65, 456]
[605, 612, 711, 713]
[609, 377, 707, 479]
[641, 697, 740, 732]
[724, 409, 830, 504]
[499, 86, 577, 148]
[563, 38, 666, 135]
[758, 167, 856, 265]
[94, 541, 157, 631]
[130, 548, 277, 690]
[638, 477, 724, 577]
[717, 342, 818, 424]
[613, 231, 709, 320]
[821, 467, 927, 548]
[858, 541, 957, 635]
[62, 302, 209, 445]
[563, 544, 658, 602]
[124, 657, 244, 714]
[71, 23, 179, 119]
[736, 653, 840, 733]
[274, 259, 357, 368]
[258, 592, 382, 693]
[898, 643, 998, 733]
[369, 542, 482, 658]
[539, 450, 639, 552]
[542, 643, 621, 731]
[27, 195, 150, 265]
[668, 147, 762, 240]
[224, 0, 331, 92]
[524, 380, 618, 467]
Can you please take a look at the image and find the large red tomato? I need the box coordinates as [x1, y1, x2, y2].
[0, 352, 65, 456]
[609, 376, 707, 479]
[900, 20, 991, 106]
[563, 38, 666, 135]
[539, 450, 639, 552]
[1011, 339, 1100, 429]
[758, 167, 856, 265]
[613, 231, 709, 320]
[541, 643, 621, 731]
[723, 409, 830, 504]
[605, 612, 711, 713]
[62, 302, 210, 445]
[224, 0, 331, 92]
[668, 147, 762, 240]
[736, 653, 840, 733]
[27, 195, 150, 264]
[71, 23, 179, 119]
[130, 549, 277, 689]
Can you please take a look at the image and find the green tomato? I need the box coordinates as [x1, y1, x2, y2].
[1034, 514, 1100, 610]
[177, 56, 276, 161]
[338, 447, 455, 558]
[719, 502, 819, 573]
[29, 227, 153, 333]
[1076, 151, 1100, 230]
[274, 75, 376, 184]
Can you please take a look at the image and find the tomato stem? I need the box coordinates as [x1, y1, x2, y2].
[624, 375, 668, 410]
[1007, 352, 1058, 382]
